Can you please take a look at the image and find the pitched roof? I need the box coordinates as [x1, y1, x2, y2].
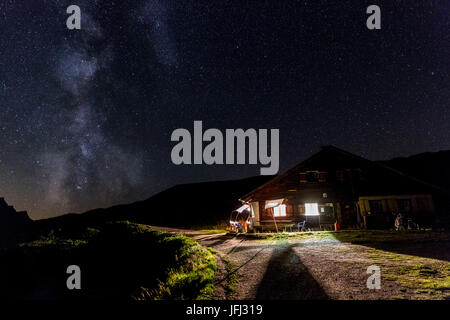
[240, 145, 448, 202]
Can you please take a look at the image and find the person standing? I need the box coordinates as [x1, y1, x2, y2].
[395, 213, 403, 231]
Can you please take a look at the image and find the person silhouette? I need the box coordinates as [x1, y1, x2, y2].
[395, 213, 404, 231]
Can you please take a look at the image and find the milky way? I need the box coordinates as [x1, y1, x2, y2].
[1, 1, 450, 218]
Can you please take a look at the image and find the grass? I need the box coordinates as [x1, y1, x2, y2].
[0, 221, 217, 300]
[362, 246, 450, 299]
[245, 229, 450, 244]
[192, 221, 230, 234]
[197, 229, 229, 234]
[144, 226, 217, 300]
[383, 263, 450, 298]
[244, 231, 317, 241]
[330, 229, 450, 244]
[222, 256, 238, 300]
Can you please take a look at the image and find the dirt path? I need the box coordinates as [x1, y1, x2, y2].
[198, 235, 400, 299]
[148, 226, 448, 300]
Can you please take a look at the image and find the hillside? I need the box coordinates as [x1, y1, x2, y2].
[379, 150, 450, 191]
[35, 175, 273, 233]
[0, 222, 216, 300]
[33, 149, 450, 234]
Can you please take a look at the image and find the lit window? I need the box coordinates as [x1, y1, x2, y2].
[319, 172, 326, 182]
[299, 173, 307, 183]
[305, 203, 319, 216]
[273, 204, 286, 217]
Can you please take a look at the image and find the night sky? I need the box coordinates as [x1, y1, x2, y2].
[1, 0, 449, 219]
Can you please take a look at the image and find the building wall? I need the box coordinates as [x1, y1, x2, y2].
[243, 147, 439, 230]
[257, 199, 339, 228]
[250, 190, 436, 230]
[359, 194, 434, 214]
[359, 194, 435, 228]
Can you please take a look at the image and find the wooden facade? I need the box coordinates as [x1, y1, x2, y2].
[240, 146, 439, 230]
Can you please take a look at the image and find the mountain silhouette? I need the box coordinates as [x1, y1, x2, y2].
[36, 149, 450, 232]
[380, 150, 450, 191]
[0, 197, 32, 248]
[35, 175, 273, 234]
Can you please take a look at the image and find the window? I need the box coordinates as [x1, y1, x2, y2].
[369, 200, 383, 213]
[336, 170, 345, 182]
[321, 203, 334, 219]
[319, 172, 326, 182]
[299, 173, 307, 183]
[300, 171, 324, 183]
[416, 198, 429, 211]
[305, 203, 319, 216]
[352, 168, 362, 181]
[397, 199, 412, 213]
[306, 171, 318, 182]
[273, 204, 286, 217]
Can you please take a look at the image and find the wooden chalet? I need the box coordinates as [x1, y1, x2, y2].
[238, 146, 441, 231]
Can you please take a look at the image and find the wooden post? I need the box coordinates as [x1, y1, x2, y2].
[272, 211, 278, 233]
[336, 202, 342, 225]
[318, 210, 321, 230]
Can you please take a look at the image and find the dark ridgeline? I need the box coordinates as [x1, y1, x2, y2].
[35, 175, 274, 235]
[0, 197, 33, 248]
[34, 147, 450, 234]
[380, 150, 450, 192]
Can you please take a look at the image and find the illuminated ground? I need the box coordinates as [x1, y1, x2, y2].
[149, 227, 450, 300]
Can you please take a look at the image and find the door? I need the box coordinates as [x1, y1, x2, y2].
[341, 202, 357, 227]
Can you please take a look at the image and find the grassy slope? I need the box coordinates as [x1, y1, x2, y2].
[0, 222, 216, 300]
[245, 229, 450, 242]
[365, 247, 450, 299]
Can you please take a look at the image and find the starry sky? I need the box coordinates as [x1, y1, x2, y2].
[0, 0, 449, 219]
